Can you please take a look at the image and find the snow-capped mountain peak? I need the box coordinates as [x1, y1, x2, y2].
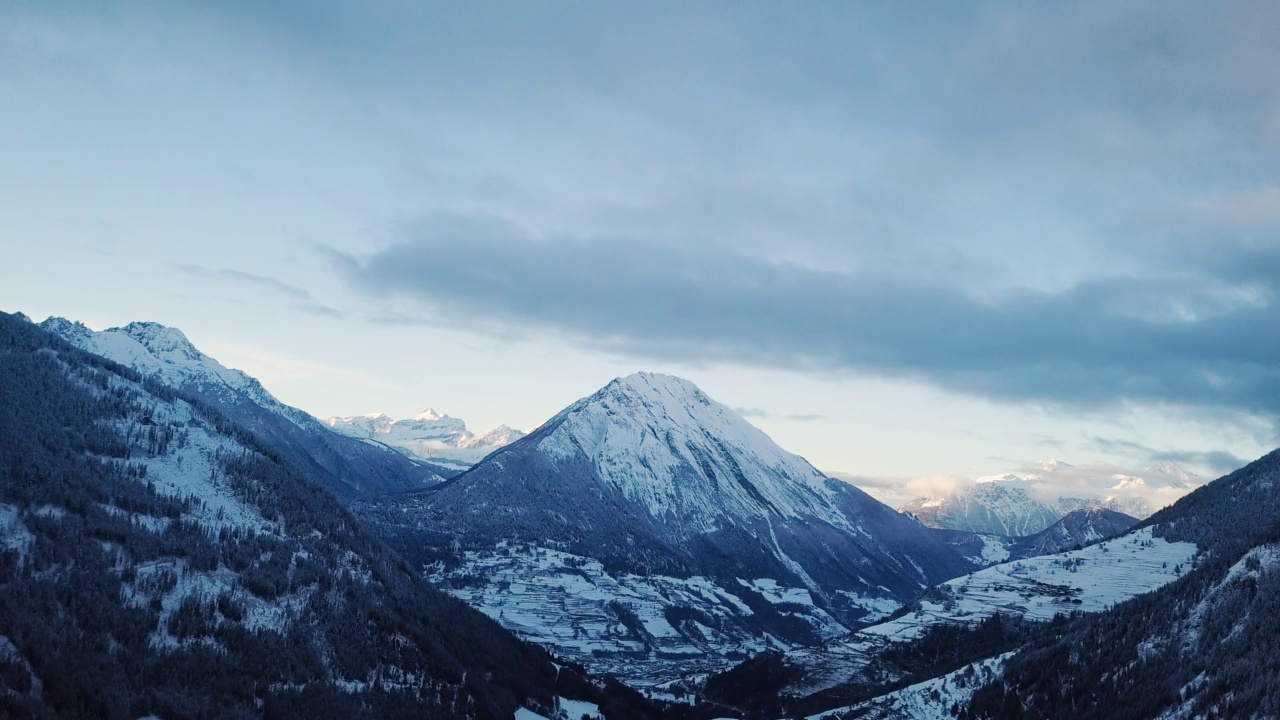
[118, 321, 203, 359]
[324, 408, 524, 470]
[898, 459, 1204, 535]
[534, 371, 840, 526]
[39, 315, 448, 497]
[1038, 458, 1073, 470]
[459, 424, 524, 449]
[975, 472, 1024, 485]
[40, 317, 282, 413]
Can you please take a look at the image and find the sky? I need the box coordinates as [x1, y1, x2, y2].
[3, 1, 1279, 500]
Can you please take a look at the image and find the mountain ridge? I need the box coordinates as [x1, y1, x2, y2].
[40, 316, 454, 500]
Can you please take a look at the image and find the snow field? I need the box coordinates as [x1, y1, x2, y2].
[433, 544, 852, 685]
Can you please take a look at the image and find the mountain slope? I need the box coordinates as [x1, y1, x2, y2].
[902, 480, 1062, 536]
[965, 449, 1280, 719]
[1005, 507, 1138, 560]
[325, 410, 525, 470]
[749, 450, 1280, 719]
[359, 372, 972, 684]
[0, 311, 657, 719]
[704, 525, 1195, 717]
[41, 317, 451, 500]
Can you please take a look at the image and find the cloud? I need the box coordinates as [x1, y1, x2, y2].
[331, 215, 1280, 419]
[733, 406, 827, 423]
[176, 264, 310, 299]
[176, 264, 345, 318]
[291, 302, 346, 319]
[830, 471, 967, 508]
[839, 458, 1215, 515]
[1088, 435, 1248, 476]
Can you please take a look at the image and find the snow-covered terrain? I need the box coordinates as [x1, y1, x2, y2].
[325, 409, 524, 470]
[2, 311, 636, 718]
[535, 373, 870, 529]
[806, 653, 1012, 720]
[777, 527, 1197, 698]
[432, 544, 854, 686]
[515, 697, 602, 720]
[1006, 507, 1138, 559]
[41, 318, 308, 425]
[43, 316, 448, 497]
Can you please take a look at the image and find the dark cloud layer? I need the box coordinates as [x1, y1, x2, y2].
[1089, 436, 1248, 476]
[334, 218, 1280, 417]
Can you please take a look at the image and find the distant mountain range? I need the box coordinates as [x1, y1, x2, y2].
[900, 460, 1200, 536]
[928, 507, 1140, 567]
[324, 410, 525, 470]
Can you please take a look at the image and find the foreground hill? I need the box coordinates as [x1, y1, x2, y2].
[359, 372, 972, 685]
[0, 312, 653, 720]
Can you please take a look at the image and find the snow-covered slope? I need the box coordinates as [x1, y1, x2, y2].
[760, 526, 1196, 701]
[361, 372, 973, 685]
[1006, 507, 1138, 559]
[806, 653, 1013, 720]
[431, 544, 853, 684]
[41, 318, 303, 423]
[325, 409, 524, 470]
[41, 317, 449, 499]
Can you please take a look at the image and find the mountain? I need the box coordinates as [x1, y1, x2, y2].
[1005, 507, 1138, 560]
[707, 449, 1280, 719]
[41, 317, 452, 501]
[704, 523, 1196, 717]
[902, 479, 1062, 536]
[900, 461, 1200, 536]
[0, 311, 658, 719]
[358, 372, 973, 686]
[921, 507, 1138, 572]
[325, 410, 525, 470]
[963, 449, 1280, 719]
